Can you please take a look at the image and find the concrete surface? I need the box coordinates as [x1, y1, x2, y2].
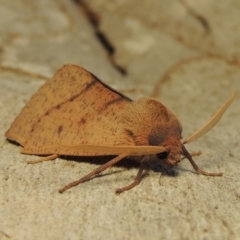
[0, 1, 240, 239]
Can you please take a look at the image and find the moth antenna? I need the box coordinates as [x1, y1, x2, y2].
[183, 92, 235, 144]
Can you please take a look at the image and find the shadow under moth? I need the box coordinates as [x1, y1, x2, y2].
[5, 64, 234, 194]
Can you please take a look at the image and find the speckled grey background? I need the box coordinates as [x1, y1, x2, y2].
[0, 1, 239, 239]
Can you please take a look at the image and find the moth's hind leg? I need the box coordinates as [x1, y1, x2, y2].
[27, 154, 58, 164]
[59, 153, 127, 193]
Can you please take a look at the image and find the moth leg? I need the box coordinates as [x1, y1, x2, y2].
[189, 151, 201, 157]
[27, 154, 58, 164]
[116, 165, 144, 194]
[182, 145, 222, 176]
[181, 151, 201, 160]
[59, 153, 127, 193]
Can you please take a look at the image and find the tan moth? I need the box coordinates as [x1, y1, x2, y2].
[5, 64, 234, 194]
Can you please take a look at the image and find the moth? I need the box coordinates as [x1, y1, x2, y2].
[5, 64, 234, 194]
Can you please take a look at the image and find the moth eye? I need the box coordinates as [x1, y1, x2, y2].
[157, 151, 168, 160]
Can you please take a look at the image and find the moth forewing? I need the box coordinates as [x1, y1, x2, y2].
[183, 93, 235, 144]
[5, 64, 132, 152]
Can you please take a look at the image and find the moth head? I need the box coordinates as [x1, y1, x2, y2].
[156, 93, 235, 167]
[155, 134, 182, 166]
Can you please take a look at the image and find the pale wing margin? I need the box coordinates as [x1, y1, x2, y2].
[57, 145, 167, 156]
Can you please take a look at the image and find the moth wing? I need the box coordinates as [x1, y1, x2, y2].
[6, 64, 134, 156]
[183, 93, 235, 144]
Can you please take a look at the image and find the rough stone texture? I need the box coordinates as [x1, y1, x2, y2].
[0, 1, 240, 239]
